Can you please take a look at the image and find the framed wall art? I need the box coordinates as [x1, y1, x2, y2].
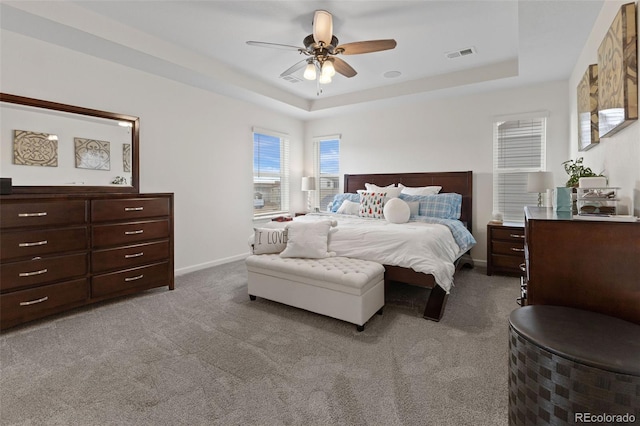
[13, 129, 58, 167]
[597, 2, 638, 138]
[75, 138, 111, 170]
[577, 64, 599, 151]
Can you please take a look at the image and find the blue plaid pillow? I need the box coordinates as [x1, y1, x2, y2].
[330, 193, 360, 212]
[399, 193, 462, 219]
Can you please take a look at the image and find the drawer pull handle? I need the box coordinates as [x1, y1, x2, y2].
[19, 268, 48, 277]
[509, 234, 525, 239]
[19, 296, 49, 306]
[124, 252, 144, 259]
[19, 240, 48, 247]
[125, 274, 144, 282]
[124, 230, 144, 235]
[124, 207, 144, 212]
[511, 247, 525, 252]
[18, 212, 47, 217]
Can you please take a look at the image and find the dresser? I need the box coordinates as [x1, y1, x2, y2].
[486, 222, 525, 276]
[523, 206, 640, 324]
[0, 193, 174, 329]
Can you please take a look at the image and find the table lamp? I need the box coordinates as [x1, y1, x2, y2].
[527, 171, 553, 207]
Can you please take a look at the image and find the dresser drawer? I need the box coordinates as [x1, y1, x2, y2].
[0, 200, 87, 229]
[0, 278, 88, 329]
[1, 227, 88, 261]
[492, 228, 525, 242]
[492, 240, 525, 256]
[92, 219, 170, 248]
[92, 241, 170, 273]
[1, 253, 88, 292]
[92, 262, 170, 298]
[91, 198, 170, 222]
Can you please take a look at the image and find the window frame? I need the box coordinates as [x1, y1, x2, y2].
[252, 127, 290, 219]
[313, 134, 341, 212]
[492, 111, 548, 223]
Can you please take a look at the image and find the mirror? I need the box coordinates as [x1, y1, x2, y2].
[0, 93, 139, 194]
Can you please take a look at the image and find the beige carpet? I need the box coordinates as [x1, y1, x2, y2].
[0, 261, 519, 425]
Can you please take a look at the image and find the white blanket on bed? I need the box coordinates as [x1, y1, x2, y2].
[279, 213, 461, 293]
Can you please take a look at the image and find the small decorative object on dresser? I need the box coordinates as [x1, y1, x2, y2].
[487, 222, 525, 276]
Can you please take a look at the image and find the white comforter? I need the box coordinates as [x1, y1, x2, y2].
[288, 213, 461, 292]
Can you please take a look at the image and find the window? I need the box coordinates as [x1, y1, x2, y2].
[314, 135, 340, 211]
[253, 128, 289, 218]
[493, 113, 547, 223]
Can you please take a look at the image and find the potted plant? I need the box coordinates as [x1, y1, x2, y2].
[561, 157, 603, 187]
[561, 157, 605, 214]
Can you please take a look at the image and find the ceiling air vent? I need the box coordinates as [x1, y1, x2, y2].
[280, 75, 302, 83]
[445, 46, 477, 59]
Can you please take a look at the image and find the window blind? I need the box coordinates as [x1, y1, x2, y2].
[253, 129, 289, 218]
[493, 116, 547, 222]
[313, 135, 340, 211]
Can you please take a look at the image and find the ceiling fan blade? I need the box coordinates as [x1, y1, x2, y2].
[337, 39, 397, 55]
[280, 59, 309, 77]
[246, 41, 303, 51]
[332, 57, 357, 78]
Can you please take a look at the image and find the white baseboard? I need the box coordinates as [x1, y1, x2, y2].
[175, 253, 249, 276]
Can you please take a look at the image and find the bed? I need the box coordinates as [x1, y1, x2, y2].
[329, 171, 474, 321]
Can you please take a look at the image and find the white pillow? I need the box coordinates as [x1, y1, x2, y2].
[280, 220, 336, 258]
[383, 198, 411, 224]
[336, 199, 360, 215]
[398, 183, 442, 196]
[365, 183, 402, 198]
[252, 228, 288, 254]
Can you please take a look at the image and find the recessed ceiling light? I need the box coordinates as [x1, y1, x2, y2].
[383, 71, 402, 78]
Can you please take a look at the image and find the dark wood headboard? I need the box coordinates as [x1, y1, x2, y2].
[344, 171, 473, 232]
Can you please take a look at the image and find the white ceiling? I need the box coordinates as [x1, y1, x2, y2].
[1, 1, 604, 120]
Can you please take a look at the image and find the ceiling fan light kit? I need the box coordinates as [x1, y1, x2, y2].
[246, 9, 397, 95]
[312, 10, 333, 46]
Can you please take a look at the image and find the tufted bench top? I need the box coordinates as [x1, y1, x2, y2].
[246, 254, 385, 295]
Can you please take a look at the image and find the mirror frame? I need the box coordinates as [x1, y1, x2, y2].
[1, 93, 139, 194]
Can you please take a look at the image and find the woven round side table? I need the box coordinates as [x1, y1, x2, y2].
[508, 306, 640, 425]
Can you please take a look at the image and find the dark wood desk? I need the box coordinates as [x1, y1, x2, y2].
[523, 206, 640, 325]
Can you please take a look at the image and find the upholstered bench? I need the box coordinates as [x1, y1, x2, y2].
[508, 305, 640, 425]
[246, 254, 385, 331]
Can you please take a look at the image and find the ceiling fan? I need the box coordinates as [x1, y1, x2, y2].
[246, 10, 397, 94]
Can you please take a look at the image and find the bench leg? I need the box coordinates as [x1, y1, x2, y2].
[249, 295, 256, 301]
[356, 324, 365, 332]
[377, 307, 383, 315]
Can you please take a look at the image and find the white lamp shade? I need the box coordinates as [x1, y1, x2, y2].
[312, 10, 333, 45]
[301, 176, 316, 191]
[322, 60, 335, 77]
[527, 171, 553, 193]
[303, 62, 316, 80]
[318, 73, 332, 84]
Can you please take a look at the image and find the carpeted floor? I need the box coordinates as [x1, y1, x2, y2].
[0, 261, 519, 426]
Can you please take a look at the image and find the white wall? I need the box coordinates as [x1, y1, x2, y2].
[569, 0, 640, 216]
[305, 81, 571, 263]
[0, 30, 305, 274]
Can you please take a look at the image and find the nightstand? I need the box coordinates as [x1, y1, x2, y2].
[487, 222, 525, 276]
